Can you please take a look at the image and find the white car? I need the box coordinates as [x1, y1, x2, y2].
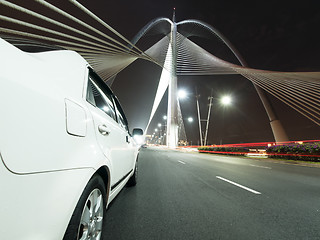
[0, 37, 143, 240]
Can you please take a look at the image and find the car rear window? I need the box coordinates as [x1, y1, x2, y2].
[86, 76, 117, 121]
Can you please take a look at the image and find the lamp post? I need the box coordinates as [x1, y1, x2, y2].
[203, 93, 232, 146]
[157, 123, 163, 145]
[161, 116, 168, 145]
[187, 117, 194, 146]
[195, 90, 203, 146]
[174, 87, 232, 146]
[196, 89, 233, 146]
[203, 91, 213, 146]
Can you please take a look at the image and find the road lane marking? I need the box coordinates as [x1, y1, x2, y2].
[178, 160, 186, 165]
[216, 176, 261, 195]
[249, 164, 271, 169]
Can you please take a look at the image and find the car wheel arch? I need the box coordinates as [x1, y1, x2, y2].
[96, 166, 111, 203]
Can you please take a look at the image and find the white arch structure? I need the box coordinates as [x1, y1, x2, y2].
[133, 14, 289, 147]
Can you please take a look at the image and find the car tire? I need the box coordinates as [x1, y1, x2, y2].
[126, 160, 138, 187]
[63, 174, 107, 240]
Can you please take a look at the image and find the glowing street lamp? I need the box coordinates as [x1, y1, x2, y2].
[187, 117, 193, 122]
[178, 89, 187, 99]
[203, 94, 233, 146]
[221, 95, 232, 105]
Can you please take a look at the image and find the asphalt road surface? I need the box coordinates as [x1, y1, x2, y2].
[104, 147, 320, 240]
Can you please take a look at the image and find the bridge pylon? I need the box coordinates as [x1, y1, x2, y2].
[133, 13, 289, 146]
[166, 10, 179, 148]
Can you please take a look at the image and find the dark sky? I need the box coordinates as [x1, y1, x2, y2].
[84, 0, 320, 71]
[3, 0, 319, 144]
[76, 0, 320, 144]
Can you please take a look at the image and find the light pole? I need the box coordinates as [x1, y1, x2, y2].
[162, 116, 167, 145]
[177, 88, 191, 146]
[157, 123, 163, 145]
[204, 90, 213, 146]
[195, 89, 203, 146]
[197, 90, 233, 146]
[187, 117, 194, 146]
[179, 88, 205, 146]
[154, 128, 158, 144]
[204, 93, 232, 146]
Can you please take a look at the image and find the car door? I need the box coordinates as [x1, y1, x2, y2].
[112, 95, 136, 174]
[85, 69, 132, 186]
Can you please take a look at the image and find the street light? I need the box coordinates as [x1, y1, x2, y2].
[221, 95, 232, 105]
[161, 115, 168, 145]
[186, 117, 194, 146]
[178, 89, 187, 99]
[197, 91, 233, 146]
[157, 123, 164, 145]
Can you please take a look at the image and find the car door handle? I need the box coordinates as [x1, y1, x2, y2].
[126, 135, 130, 143]
[98, 125, 110, 136]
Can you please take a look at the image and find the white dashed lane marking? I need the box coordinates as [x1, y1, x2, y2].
[216, 176, 262, 195]
[249, 164, 271, 169]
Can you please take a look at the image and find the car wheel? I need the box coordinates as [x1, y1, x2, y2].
[63, 174, 107, 240]
[126, 160, 138, 187]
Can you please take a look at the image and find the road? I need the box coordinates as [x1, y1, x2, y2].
[104, 147, 320, 240]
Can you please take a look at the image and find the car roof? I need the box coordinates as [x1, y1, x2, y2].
[1, 35, 66, 52]
[1, 37, 90, 99]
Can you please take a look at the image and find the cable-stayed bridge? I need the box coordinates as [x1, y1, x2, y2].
[0, 0, 319, 146]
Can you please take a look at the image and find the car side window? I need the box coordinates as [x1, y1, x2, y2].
[86, 75, 117, 121]
[113, 97, 129, 132]
[116, 108, 128, 131]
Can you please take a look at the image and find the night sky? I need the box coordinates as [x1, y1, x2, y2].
[3, 0, 320, 144]
[83, 0, 319, 144]
[77, 0, 320, 144]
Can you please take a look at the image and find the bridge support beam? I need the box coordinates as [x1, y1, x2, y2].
[270, 120, 288, 143]
[253, 84, 289, 143]
[166, 11, 178, 148]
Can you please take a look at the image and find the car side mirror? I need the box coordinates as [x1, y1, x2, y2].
[132, 128, 144, 145]
[132, 128, 143, 136]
